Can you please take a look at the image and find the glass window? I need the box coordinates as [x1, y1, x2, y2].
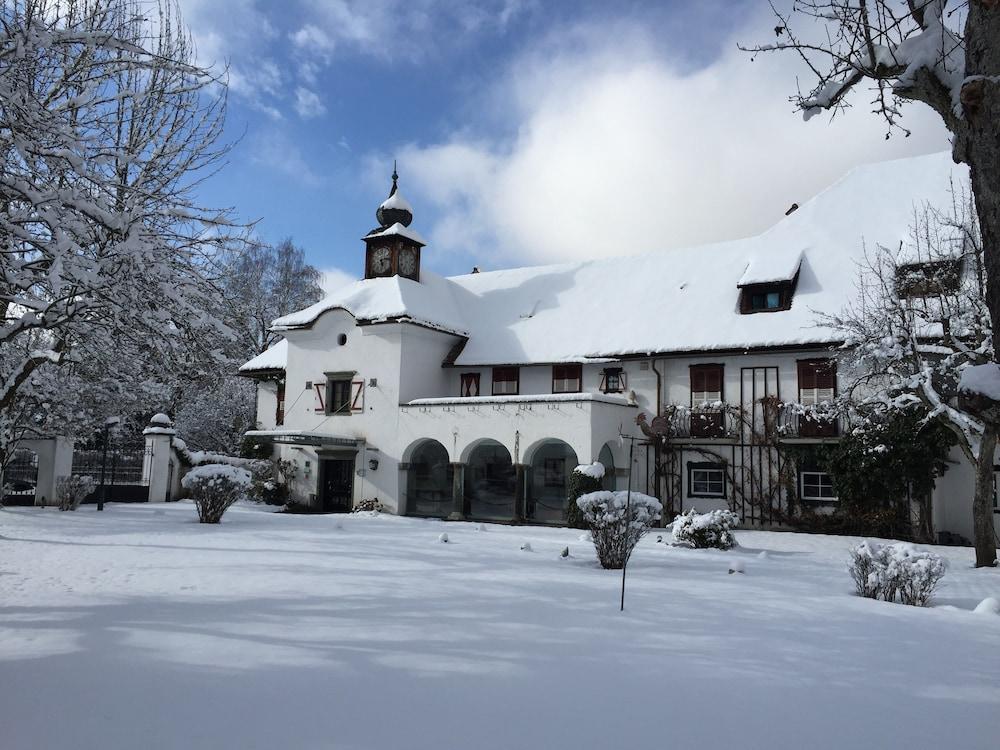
[602, 368, 624, 393]
[492, 367, 519, 396]
[800, 471, 837, 501]
[690, 365, 724, 407]
[689, 466, 725, 497]
[552, 364, 581, 393]
[798, 359, 837, 405]
[328, 379, 353, 415]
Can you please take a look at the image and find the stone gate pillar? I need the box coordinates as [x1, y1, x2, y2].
[30, 437, 74, 506]
[143, 414, 176, 503]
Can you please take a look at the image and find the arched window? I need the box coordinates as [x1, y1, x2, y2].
[465, 441, 515, 520]
[527, 440, 579, 523]
[406, 441, 453, 517]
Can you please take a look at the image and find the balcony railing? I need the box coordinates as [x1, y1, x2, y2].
[657, 403, 843, 441]
[775, 404, 842, 439]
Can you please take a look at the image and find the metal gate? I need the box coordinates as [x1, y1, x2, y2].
[3, 449, 38, 505]
[72, 444, 153, 503]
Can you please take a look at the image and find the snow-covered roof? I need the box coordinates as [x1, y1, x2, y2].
[364, 222, 426, 246]
[271, 272, 466, 335]
[255, 151, 967, 370]
[738, 247, 803, 286]
[238, 339, 288, 372]
[379, 191, 413, 214]
[443, 151, 965, 365]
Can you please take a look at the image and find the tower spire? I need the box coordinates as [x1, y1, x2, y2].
[375, 162, 413, 228]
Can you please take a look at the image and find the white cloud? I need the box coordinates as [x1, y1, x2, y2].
[383, 14, 951, 268]
[320, 267, 358, 295]
[294, 87, 327, 119]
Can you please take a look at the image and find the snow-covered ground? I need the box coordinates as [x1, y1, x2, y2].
[1, 503, 998, 750]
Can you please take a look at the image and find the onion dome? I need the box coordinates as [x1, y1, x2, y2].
[376, 163, 414, 228]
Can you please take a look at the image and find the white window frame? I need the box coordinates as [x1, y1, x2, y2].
[800, 470, 837, 501]
[691, 389, 722, 408]
[689, 466, 726, 498]
[799, 387, 835, 406]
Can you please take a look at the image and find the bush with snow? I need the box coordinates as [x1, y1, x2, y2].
[567, 462, 604, 529]
[576, 490, 661, 569]
[182, 464, 252, 524]
[56, 475, 96, 511]
[848, 541, 946, 606]
[671, 508, 740, 550]
[353, 497, 383, 513]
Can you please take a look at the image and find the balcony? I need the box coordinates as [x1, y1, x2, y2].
[775, 404, 842, 439]
[662, 407, 735, 440]
[654, 403, 842, 442]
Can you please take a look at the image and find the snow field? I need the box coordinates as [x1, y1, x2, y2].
[1, 503, 998, 750]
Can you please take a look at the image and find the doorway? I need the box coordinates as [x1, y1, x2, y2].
[319, 458, 354, 512]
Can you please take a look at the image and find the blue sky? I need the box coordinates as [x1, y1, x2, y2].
[179, 0, 951, 292]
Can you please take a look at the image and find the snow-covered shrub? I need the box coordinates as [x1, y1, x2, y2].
[671, 508, 740, 550]
[884, 543, 947, 606]
[181, 464, 251, 524]
[848, 541, 883, 599]
[354, 497, 383, 513]
[567, 463, 604, 529]
[56, 475, 96, 511]
[248, 460, 293, 506]
[576, 490, 662, 569]
[848, 541, 946, 606]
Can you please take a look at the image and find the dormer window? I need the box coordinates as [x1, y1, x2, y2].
[740, 283, 793, 314]
[751, 290, 781, 311]
[737, 252, 801, 315]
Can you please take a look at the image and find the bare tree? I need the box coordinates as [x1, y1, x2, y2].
[0, 0, 241, 460]
[220, 237, 324, 358]
[743, 1, 1000, 366]
[825, 188, 997, 566]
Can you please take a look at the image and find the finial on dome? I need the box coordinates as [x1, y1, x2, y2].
[376, 162, 414, 228]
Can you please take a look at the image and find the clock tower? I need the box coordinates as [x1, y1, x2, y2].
[363, 166, 425, 282]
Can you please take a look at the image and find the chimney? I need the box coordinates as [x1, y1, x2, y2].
[785, 202, 799, 216]
[471, 266, 480, 274]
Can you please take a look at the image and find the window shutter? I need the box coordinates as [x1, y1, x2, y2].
[351, 380, 364, 412]
[313, 380, 326, 412]
[598, 370, 607, 391]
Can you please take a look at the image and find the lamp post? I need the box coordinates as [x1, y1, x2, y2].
[619, 428, 639, 612]
[97, 416, 121, 511]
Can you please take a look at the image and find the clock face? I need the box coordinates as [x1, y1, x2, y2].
[398, 247, 417, 276]
[371, 246, 391, 274]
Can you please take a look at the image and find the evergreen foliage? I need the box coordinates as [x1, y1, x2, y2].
[567, 465, 602, 529]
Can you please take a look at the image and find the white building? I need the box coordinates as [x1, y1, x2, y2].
[239, 153, 991, 542]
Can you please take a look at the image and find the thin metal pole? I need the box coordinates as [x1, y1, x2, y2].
[621, 434, 635, 612]
[98, 424, 109, 511]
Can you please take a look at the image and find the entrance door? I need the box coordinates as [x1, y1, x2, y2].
[320, 458, 354, 512]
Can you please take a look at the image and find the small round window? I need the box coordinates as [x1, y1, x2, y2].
[337, 333, 348, 346]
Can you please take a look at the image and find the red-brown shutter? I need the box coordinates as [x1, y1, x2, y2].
[275, 381, 285, 426]
[690, 364, 723, 399]
[351, 380, 364, 412]
[798, 359, 836, 394]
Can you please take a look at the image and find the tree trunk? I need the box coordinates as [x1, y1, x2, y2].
[961, 3, 1000, 354]
[972, 426, 998, 568]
